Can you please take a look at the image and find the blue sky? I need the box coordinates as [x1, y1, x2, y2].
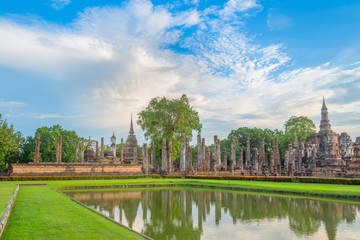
[1, 0, 360, 144]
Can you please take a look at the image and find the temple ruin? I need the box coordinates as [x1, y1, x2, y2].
[10, 99, 360, 177]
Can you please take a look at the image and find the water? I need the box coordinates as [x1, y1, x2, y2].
[66, 189, 360, 240]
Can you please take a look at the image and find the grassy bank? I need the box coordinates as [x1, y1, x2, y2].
[1, 186, 145, 240]
[49, 178, 360, 198]
[0, 184, 17, 216]
[1, 178, 360, 199]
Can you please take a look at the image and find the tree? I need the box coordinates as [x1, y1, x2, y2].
[229, 127, 283, 155]
[0, 114, 24, 171]
[21, 125, 81, 163]
[279, 116, 316, 158]
[137, 94, 202, 162]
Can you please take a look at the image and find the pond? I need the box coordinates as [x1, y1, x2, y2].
[66, 188, 360, 240]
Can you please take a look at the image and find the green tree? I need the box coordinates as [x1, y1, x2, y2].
[137, 94, 202, 163]
[279, 116, 316, 158]
[21, 125, 81, 163]
[0, 114, 24, 171]
[228, 127, 283, 156]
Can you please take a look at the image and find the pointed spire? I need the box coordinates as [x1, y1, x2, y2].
[129, 113, 134, 135]
[320, 97, 331, 133]
[111, 131, 116, 140]
[322, 96, 327, 110]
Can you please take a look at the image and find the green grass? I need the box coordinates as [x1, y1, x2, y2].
[2, 178, 360, 199]
[0, 184, 17, 216]
[62, 185, 360, 205]
[1, 186, 145, 240]
[48, 178, 360, 198]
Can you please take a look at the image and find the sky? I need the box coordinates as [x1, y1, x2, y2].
[1, 0, 360, 145]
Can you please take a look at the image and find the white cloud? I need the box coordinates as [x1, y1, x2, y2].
[0, 100, 27, 109]
[51, 0, 71, 10]
[0, 0, 359, 142]
[221, 0, 261, 17]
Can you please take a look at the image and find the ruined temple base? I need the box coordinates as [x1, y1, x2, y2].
[10, 163, 143, 176]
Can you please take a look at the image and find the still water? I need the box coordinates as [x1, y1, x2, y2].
[66, 189, 360, 240]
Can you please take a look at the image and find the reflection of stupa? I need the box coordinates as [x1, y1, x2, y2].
[123, 114, 142, 164]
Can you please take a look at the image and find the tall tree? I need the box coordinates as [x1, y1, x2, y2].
[279, 115, 316, 157]
[21, 125, 81, 163]
[0, 114, 24, 172]
[137, 94, 202, 162]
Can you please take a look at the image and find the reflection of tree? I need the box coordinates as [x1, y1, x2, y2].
[288, 200, 321, 236]
[67, 189, 359, 240]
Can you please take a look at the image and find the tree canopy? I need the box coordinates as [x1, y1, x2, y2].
[137, 94, 202, 161]
[0, 114, 24, 171]
[21, 124, 81, 163]
[279, 116, 316, 157]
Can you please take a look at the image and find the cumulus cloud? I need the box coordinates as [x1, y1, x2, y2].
[0, 0, 359, 142]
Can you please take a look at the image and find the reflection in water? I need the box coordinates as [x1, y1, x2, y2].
[66, 189, 360, 240]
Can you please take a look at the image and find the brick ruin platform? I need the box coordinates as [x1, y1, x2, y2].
[11, 163, 142, 176]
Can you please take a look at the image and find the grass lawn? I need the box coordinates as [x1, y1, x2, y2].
[1, 186, 145, 240]
[0, 184, 17, 216]
[2, 178, 360, 199]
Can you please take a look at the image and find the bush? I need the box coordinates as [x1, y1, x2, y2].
[162, 175, 183, 179]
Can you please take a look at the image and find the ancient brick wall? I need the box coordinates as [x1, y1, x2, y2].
[10, 163, 143, 176]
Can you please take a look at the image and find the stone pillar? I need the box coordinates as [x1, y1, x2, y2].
[222, 148, 227, 171]
[100, 137, 104, 158]
[187, 143, 192, 173]
[205, 147, 210, 171]
[143, 143, 149, 174]
[284, 150, 289, 175]
[81, 137, 84, 163]
[288, 142, 293, 174]
[56, 135, 62, 163]
[269, 149, 274, 174]
[34, 133, 40, 163]
[120, 138, 124, 162]
[202, 138, 205, 170]
[217, 139, 221, 168]
[245, 138, 251, 169]
[273, 139, 280, 170]
[214, 135, 218, 171]
[185, 137, 192, 172]
[162, 138, 167, 172]
[259, 139, 265, 169]
[133, 147, 138, 163]
[197, 134, 202, 171]
[168, 138, 173, 173]
[76, 141, 79, 163]
[239, 148, 243, 170]
[210, 151, 215, 171]
[252, 148, 258, 170]
[294, 135, 299, 172]
[150, 142, 156, 171]
[180, 134, 185, 172]
[95, 141, 99, 158]
[230, 136, 235, 173]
